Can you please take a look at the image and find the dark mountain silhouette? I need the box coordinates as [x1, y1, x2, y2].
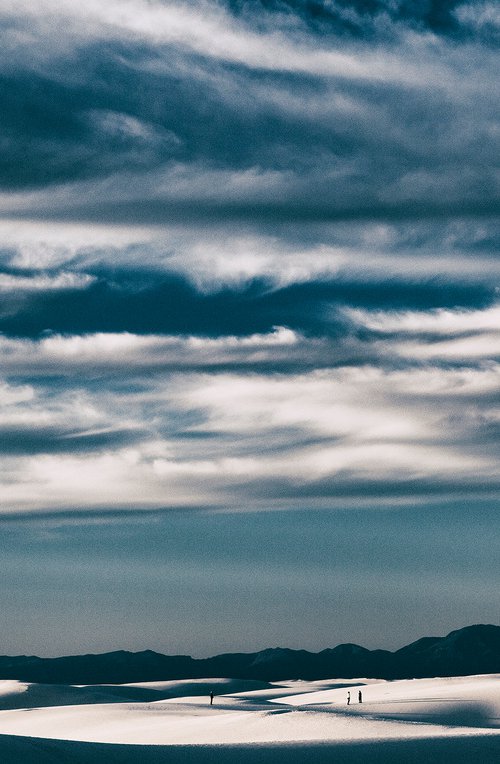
[0, 625, 498, 685]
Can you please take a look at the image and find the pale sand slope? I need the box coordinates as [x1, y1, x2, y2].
[0, 674, 499, 763]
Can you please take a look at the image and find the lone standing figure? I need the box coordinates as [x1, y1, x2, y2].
[210, 691, 214, 705]
[358, 690, 362, 704]
[347, 691, 350, 705]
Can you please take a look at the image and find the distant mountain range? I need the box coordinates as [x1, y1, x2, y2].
[0, 624, 499, 685]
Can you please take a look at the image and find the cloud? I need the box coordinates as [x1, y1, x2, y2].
[0, 0, 496, 235]
[454, 1, 500, 37]
[0, 265, 494, 339]
[347, 304, 500, 335]
[347, 304, 500, 362]
[0, 1, 497, 515]
[0, 328, 321, 376]
[1, 335, 500, 512]
[0, 0, 455, 80]
[0, 272, 95, 292]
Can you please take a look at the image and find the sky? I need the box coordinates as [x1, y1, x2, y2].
[0, 0, 498, 657]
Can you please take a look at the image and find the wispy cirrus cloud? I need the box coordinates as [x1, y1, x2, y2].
[0, 271, 94, 292]
[1, 358, 499, 512]
[0, 301, 499, 514]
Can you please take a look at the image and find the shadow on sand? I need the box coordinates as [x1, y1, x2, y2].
[1, 734, 500, 764]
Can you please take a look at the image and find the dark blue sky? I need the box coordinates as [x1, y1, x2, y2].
[1, 503, 498, 657]
[0, 0, 498, 654]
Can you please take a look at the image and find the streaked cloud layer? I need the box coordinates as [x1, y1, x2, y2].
[0, 0, 498, 514]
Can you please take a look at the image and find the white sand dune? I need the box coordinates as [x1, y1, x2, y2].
[273, 674, 500, 728]
[0, 674, 498, 763]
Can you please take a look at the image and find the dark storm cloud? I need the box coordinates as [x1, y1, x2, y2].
[0, 51, 184, 190]
[0, 43, 342, 191]
[0, 268, 492, 339]
[225, 0, 487, 40]
[0, 1, 497, 231]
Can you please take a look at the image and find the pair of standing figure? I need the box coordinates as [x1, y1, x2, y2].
[347, 690, 362, 705]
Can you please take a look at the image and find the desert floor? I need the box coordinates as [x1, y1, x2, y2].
[0, 673, 498, 762]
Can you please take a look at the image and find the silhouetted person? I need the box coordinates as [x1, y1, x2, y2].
[358, 690, 362, 704]
[210, 691, 214, 705]
[347, 691, 350, 705]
